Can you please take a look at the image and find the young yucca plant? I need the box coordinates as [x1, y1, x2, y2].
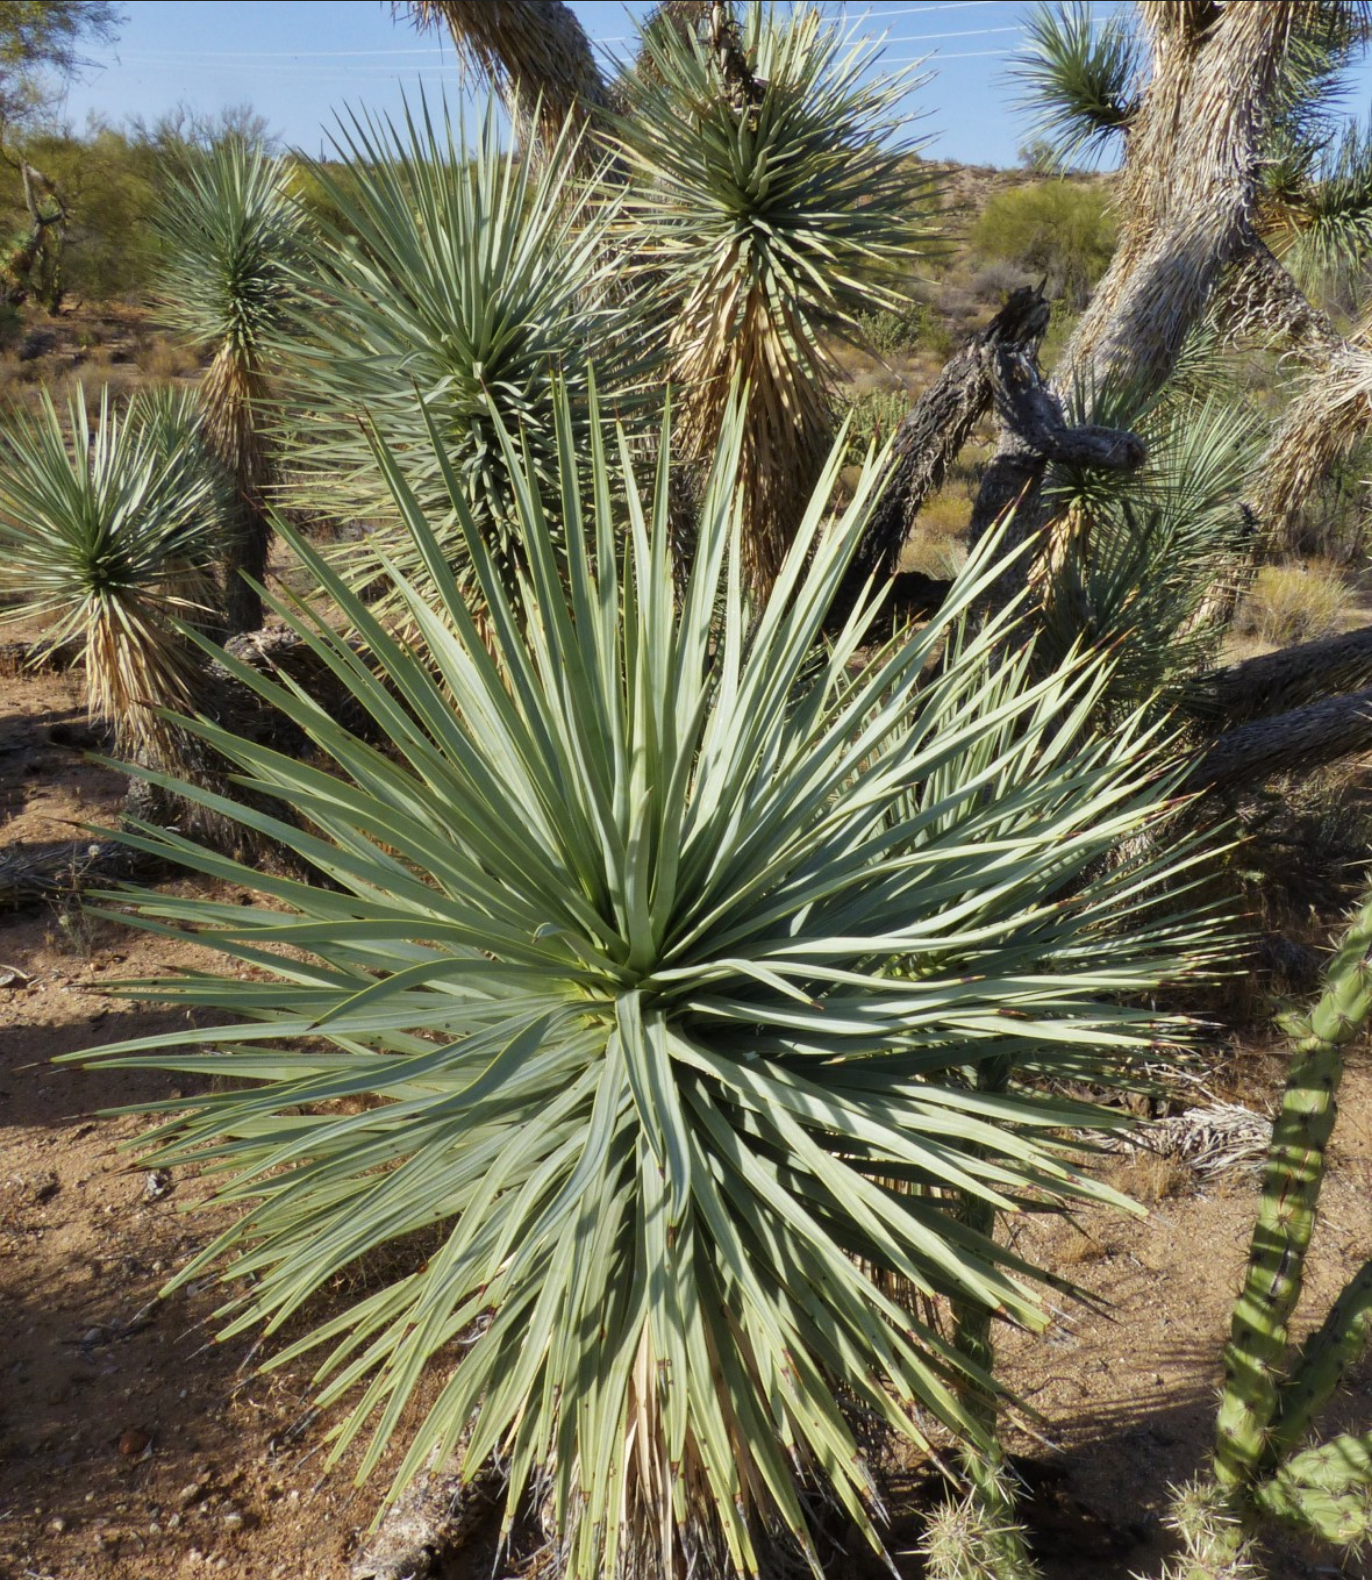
[281, 95, 639, 620]
[0, 385, 224, 763]
[613, 5, 936, 592]
[1034, 383, 1262, 715]
[73, 395, 1224, 1579]
[155, 137, 308, 634]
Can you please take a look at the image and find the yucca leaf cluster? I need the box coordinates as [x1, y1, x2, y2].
[76, 400, 1221, 1578]
[282, 98, 638, 615]
[614, 7, 935, 590]
[0, 385, 225, 761]
[154, 137, 307, 632]
[156, 137, 305, 363]
[1035, 369, 1262, 714]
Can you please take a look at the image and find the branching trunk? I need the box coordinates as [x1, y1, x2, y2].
[400, 0, 610, 161]
[1184, 624, 1372, 726]
[966, 332, 1147, 613]
[845, 288, 1050, 599]
[1057, 2, 1306, 400]
[1182, 686, 1372, 796]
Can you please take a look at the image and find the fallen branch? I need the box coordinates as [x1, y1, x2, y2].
[1184, 623, 1372, 728]
[1183, 687, 1372, 795]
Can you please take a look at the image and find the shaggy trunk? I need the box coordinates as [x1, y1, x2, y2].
[1252, 336, 1372, 554]
[204, 348, 273, 636]
[1055, 2, 1303, 400]
[401, 0, 610, 160]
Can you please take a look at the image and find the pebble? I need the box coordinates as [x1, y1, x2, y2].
[46, 1516, 67, 1534]
[178, 1480, 206, 1509]
[222, 1508, 244, 1530]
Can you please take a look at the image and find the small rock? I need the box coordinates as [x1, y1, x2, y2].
[118, 1427, 151, 1457]
[46, 1515, 67, 1534]
[221, 1509, 244, 1530]
[178, 1481, 206, 1509]
[30, 1170, 59, 1204]
[167, 1512, 182, 1530]
[143, 1169, 173, 1202]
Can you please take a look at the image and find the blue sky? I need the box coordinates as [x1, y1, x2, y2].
[51, 1, 1372, 169]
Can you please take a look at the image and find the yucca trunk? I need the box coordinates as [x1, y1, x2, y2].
[403, 0, 609, 159]
[1056, 1, 1306, 400]
[203, 347, 273, 634]
[1213, 889, 1372, 1489]
[1251, 335, 1372, 552]
[670, 281, 835, 593]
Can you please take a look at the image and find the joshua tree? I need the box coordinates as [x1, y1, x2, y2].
[154, 138, 308, 634]
[398, 0, 934, 595]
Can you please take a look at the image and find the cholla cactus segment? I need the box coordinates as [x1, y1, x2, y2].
[1252, 1434, 1372, 1550]
[1158, 1478, 1264, 1580]
[1269, 1258, 1372, 1460]
[1214, 889, 1372, 1489]
[920, 1477, 1041, 1580]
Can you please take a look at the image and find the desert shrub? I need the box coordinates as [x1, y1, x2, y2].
[858, 301, 947, 356]
[1234, 562, 1353, 647]
[840, 385, 909, 462]
[969, 258, 1033, 302]
[9, 126, 165, 303]
[970, 179, 1116, 308]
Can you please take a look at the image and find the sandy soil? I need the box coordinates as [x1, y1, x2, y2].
[2, 658, 1369, 1580]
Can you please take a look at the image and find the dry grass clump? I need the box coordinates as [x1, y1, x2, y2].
[135, 336, 202, 382]
[1234, 561, 1354, 647]
[1110, 1149, 1190, 1204]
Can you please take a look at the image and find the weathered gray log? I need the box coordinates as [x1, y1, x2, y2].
[966, 337, 1145, 614]
[1184, 624, 1372, 727]
[349, 1459, 500, 1580]
[838, 287, 1053, 622]
[1183, 687, 1372, 796]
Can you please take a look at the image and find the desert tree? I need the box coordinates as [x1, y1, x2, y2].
[280, 96, 640, 619]
[154, 137, 308, 634]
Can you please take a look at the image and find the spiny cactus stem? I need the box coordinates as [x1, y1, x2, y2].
[1214, 894, 1372, 1491]
[1269, 1259, 1372, 1462]
[945, 1052, 1042, 1579]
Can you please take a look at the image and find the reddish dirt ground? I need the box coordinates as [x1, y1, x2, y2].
[1, 657, 1369, 1580]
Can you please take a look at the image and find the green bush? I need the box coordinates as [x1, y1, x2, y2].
[970, 179, 1116, 308]
[858, 301, 951, 358]
[840, 385, 910, 462]
[9, 126, 164, 302]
